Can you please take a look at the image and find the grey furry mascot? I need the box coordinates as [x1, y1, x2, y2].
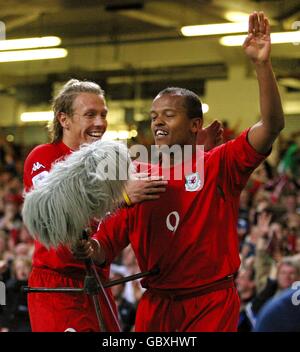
[22, 140, 133, 248]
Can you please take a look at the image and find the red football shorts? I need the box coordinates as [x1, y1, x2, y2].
[135, 286, 240, 332]
[28, 267, 119, 332]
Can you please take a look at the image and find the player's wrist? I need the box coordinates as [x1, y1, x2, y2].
[253, 59, 272, 69]
[122, 189, 132, 207]
[90, 239, 106, 265]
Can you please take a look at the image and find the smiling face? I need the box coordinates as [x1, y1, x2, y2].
[59, 92, 108, 150]
[150, 93, 201, 147]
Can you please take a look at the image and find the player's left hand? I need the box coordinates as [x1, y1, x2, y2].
[125, 174, 168, 204]
[71, 239, 96, 260]
[243, 12, 271, 64]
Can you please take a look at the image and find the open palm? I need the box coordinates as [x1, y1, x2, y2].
[243, 12, 271, 64]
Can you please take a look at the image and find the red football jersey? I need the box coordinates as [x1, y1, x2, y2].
[23, 142, 87, 272]
[95, 130, 268, 289]
[24, 141, 118, 332]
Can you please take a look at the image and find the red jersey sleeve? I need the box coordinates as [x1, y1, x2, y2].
[213, 128, 270, 195]
[24, 145, 50, 192]
[23, 143, 71, 192]
[93, 208, 131, 265]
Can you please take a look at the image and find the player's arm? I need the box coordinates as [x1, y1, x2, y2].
[244, 12, 284, 154]
[72, 210, 131, 265]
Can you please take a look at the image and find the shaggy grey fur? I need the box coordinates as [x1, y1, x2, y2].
[22, 140, 133, 248]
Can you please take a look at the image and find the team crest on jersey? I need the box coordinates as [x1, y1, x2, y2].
[185, 172, 202, 192]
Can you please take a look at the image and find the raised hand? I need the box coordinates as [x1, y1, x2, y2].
[257, 211, 272, 238]
[243, 12, 271, 64]
[197, 120, 224, 151]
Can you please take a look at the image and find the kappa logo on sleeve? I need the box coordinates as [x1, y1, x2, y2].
[31, 162, 46, 174]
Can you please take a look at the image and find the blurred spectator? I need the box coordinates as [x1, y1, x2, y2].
[247, 162, 271, 197]
[278, 142, 300, 178]
[0, 196, 22, 234]
[282, 192, 300, 232]
[0, 230, 13, 283]
[240, 226, 259, 261]
[253, 285, 300, 332]
[18, 225, 34, 246]
[295, 235, 300, 254]
[0, 231, 7, 260]
[236, 264, 256, 332]
[247, 256, 300, 330]
[238, 190, 251, 241]
[254, 212, 294, 291]
[110, 264, 136, 332]
[0, 256, 31, 332]
[120, 246, 144, 303]
[221, 120, 239, 142]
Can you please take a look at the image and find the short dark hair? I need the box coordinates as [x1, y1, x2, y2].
[156, 87, 203, 119]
